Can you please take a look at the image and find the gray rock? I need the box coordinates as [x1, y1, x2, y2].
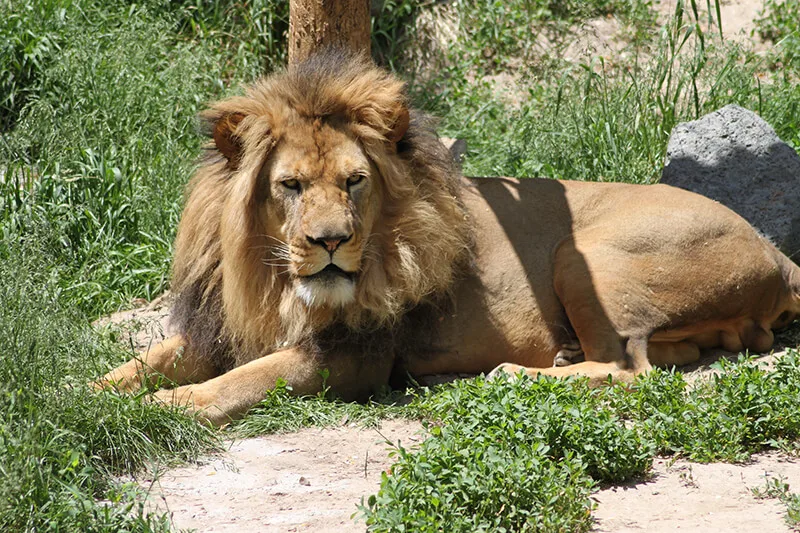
[661, 104, 800, 262]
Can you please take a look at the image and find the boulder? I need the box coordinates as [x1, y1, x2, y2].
[661, 105, 800, 261]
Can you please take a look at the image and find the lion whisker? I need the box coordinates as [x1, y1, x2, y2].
[262, 234, 290, 246]
[252, 248, 293, 262]
[251, 242, 289, 250]
[254, 242, 293, 261]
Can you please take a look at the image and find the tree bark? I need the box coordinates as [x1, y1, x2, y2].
[288, 0, 371, 65]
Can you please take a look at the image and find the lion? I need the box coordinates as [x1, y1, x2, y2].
[95, 50, 800, 426]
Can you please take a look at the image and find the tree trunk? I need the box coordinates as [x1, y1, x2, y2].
[288, 0, 371, 65]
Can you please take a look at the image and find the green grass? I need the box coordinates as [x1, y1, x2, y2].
[1, 0, 800, 530]
[361, 352, 800, 531]
[233, 378, 410, 438]
[0, 238, 218, 531]
[424, 1, 800, 183]
[752, 475, 800, 530]
[756, 0, 800, 69]
[0, 1, 239, 315]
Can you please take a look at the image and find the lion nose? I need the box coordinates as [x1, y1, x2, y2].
[307, 233, 352, 253]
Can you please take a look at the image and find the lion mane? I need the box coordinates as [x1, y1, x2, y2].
[169, 50, 473, 371]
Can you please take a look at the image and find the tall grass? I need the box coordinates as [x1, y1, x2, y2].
[0, 2, 234, 529]
[137, 0, 289, 78]
[0, 0, 64, 132]
[1, 2, 243, 314]
[420, 0, 799, 182]
[756, 0, 800, 69]
[0, 237, 218, 531]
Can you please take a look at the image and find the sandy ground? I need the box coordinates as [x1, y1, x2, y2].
[593, 453, 800, 532]
[483, 0, 770, 104]
[144, 420, 424, 533]
[141, 418, 800, 533]
[567, 0, 768, 63]
[655, 0, 766, 44]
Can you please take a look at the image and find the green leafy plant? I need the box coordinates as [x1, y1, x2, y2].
[752, 475, 800, 529]
[616, 353, 800, 461]
[362, 352, 800, 530]
[756, 0, 800, 69]
[361, 375, 651, 532]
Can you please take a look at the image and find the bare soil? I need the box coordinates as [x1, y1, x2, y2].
[141, 418, 800, 533]
[144, 420, 423, 533]
[593, 453, 800, 532]
[565, 0, 768, 63]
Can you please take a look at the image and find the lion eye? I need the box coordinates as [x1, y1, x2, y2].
[281, 179, 301, 191]
[346, 174, 365, 188]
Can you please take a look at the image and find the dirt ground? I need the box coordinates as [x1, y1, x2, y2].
[566, 0, 768, 62]
[142, 411, 800, 533]
[593, 453, 800, 532]
[144, 420, 424, 533]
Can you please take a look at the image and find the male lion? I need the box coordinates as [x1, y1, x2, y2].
[96, 50, 800, 426]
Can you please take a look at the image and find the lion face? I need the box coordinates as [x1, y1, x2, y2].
[262, 120, 381, 308]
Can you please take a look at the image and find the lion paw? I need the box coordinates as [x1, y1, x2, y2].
[90, 367, 144, 394]
[553, 344, 585, 367]
[90, 378, 113, 392]
[151, 385, 196, 407]
[151, 385, 228, 427]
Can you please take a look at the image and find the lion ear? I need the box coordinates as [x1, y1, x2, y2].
[385, 106, 410, 144]
[213, 112, 246, 164]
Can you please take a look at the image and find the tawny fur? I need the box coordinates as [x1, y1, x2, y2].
[95, 50, 800, 427]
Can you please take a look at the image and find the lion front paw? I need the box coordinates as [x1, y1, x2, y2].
[90, 364, 146, 394]
[151, 385, 229, 427]
[90, 377, 115, 392]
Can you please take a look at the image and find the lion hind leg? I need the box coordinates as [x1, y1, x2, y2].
[647, 341, 701, 367]
[553, 342, 584, 367]
[739, 319, 775, 354]
[553, 340, 701, 369]
[490, 337, 651, 387]
[93, 334, 219, 393]
[489, 360, 638, 387]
